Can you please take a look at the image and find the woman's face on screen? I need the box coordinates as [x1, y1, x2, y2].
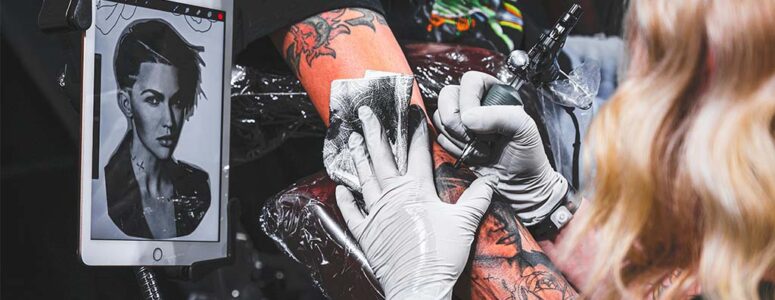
[127, 62, 186, 160]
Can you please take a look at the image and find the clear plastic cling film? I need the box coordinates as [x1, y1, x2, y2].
[230, 65, 325, 167]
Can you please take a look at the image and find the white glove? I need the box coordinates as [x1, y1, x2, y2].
[337, 106, 497, 300]
[432, 70, 569, 226]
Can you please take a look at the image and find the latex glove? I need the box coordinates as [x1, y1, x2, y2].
[432, 70, 569, 226]
[337, 106, 497, 300]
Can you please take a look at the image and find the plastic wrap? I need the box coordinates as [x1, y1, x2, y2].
[539, 36, 621, 187]
[538, 60, 599, 186]
[260, 172, 385, 300]
[404, 43, 513, 112]
[230, 66, 325, 166]
[548, 60, 601, 110]
[536, 89, 580, 188]
[260, 164, 481, 300]
[561, 36, 625, 101]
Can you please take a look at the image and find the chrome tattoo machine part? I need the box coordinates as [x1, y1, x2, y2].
[454, 3, 583, 168]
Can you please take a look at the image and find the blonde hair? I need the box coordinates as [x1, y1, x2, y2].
[567, 0, 775, 298]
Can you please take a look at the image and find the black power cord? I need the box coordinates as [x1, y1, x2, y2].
[563, 106, 581, 190]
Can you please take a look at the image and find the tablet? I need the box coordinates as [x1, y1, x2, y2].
[79, 0, 233, 266]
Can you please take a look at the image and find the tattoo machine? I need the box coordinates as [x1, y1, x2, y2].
[454, 3, 583, 168]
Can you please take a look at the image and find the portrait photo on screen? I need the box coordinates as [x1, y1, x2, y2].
[90, 0, 225, 241]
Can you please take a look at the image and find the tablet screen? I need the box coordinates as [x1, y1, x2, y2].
[90, 0, 225, 242]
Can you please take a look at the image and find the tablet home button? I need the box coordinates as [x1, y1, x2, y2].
[153, 248, 163, 261]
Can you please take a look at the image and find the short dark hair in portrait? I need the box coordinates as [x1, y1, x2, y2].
[114, 18, 206, 119]
[104, 19, 211, 239]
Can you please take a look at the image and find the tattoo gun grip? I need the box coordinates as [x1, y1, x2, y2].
[453, 84, 523, 168]
[481, 84, 523, 106]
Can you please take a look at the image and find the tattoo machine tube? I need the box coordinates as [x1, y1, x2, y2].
[454, 3, 583, 168]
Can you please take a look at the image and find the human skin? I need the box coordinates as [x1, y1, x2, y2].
[478, 212, 520, 259]
[117, 62, 185, 235]
[272, 7, 581, 299]
[535, 200, 595, 290]
[470, 203, 577, 300]
[119, 62, 185, 162]
[271, 8, 426, 125]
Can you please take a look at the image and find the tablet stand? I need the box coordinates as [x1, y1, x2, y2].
[38, 0, 92, 33]
[133, 198, 238, 300]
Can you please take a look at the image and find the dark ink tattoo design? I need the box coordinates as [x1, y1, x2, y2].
[283, 8, 387, 76]
[430, 160, 578, 299]
[467, 198, 579, 299]
[344, 8, 388, 31]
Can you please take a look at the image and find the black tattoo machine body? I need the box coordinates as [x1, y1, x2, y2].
[454, 3, 584, 168]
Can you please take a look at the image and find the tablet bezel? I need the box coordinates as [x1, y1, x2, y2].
[79, 0, 233, 266]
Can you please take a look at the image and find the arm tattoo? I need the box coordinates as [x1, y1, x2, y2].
[433, 161, 579, 299]
[344, 8, 388, 30]
[468, 201, 579, 299]
[283, 8, 387, 76]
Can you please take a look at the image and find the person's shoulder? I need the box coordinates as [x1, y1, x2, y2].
[170, 160, 211, 195]
[172, 160, 210, 191]
[174, 160, 209, 180]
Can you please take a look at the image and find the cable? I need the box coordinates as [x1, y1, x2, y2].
[134, 266, 163, 300]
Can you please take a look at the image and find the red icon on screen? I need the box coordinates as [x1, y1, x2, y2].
[217, 12, 224, 21]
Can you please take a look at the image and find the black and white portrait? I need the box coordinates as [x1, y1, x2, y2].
[91, 1, 225, 241]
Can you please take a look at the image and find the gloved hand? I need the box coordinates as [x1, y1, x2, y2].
[432, 70, 569, 226]
[337, 106, 497, 300]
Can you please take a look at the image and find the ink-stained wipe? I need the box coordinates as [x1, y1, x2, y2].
[323, 73, 414, 193]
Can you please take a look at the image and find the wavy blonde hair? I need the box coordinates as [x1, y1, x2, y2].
[568, 0, 775, 298]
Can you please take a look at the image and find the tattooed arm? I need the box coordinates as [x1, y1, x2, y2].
[463, 200, 579, 299]
[273, 7, 582, 299]
[271, 8, 426, 124]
